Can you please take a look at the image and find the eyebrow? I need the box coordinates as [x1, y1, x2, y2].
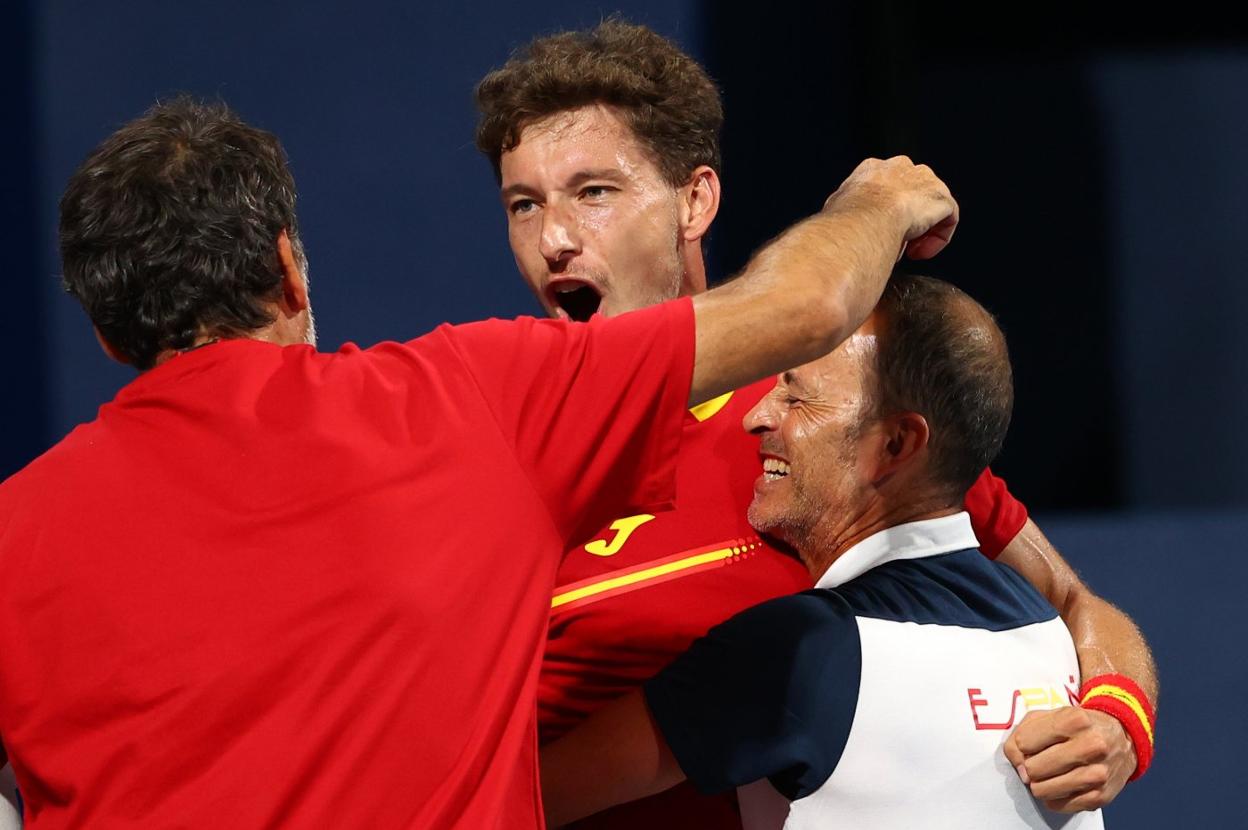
[781, 370, 806, 395]
[566, 168, 628, 187]
[500, 182, 540, 202]
[499, 168, 628, 202]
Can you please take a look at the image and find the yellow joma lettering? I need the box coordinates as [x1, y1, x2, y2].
[584, 514, 656, 557]
[688, 391, 734, 422]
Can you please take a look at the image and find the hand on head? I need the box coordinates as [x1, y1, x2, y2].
[823, 155, 959, 261]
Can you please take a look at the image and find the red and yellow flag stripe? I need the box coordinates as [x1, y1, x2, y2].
[1078, 673, 1156, 781]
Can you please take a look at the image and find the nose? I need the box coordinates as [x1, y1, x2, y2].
[539, 201, 581, 266]
[743, 385, 782, 435]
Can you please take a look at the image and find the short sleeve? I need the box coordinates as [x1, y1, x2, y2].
[964, 468, 1029, 559]
[442, 298, 695, 544]
[644, 591, 861, 800]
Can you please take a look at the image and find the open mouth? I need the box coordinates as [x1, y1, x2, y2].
[547, 280, 603, 322]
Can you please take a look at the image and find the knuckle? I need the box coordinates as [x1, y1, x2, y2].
[1082, 733, 1110, 761]
[1059, 706, 1092, 731]
[1085, 764, 1111, 788]
[1030, 779, 1057, 800]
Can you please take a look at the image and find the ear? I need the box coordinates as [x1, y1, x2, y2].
[678, 165, 721, 243]
[93, 326, 130, 366]
[871, 411, 930, 484]
[276, 229, 309, 314]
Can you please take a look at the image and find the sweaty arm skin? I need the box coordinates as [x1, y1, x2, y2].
[686, 157, 958, 407]
[541, 691, 678, 828]
[1000, 519, 1158, 813]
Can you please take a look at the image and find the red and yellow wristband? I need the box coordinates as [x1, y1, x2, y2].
[1078, 673, 1156, 781]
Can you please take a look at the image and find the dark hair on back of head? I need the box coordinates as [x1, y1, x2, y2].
[474, 19, 723, 186]
[59, 95, 302, 370]
[874, 274, 1014, 500]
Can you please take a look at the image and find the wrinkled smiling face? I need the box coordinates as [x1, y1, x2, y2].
[743, 324, 882, 550]
[498, 104, 685, 320]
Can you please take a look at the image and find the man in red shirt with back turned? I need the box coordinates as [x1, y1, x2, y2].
[0, 98, 962, 826]
[474, 21, 1158, 827]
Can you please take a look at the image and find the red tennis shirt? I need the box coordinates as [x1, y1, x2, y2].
[0, 299, 694, 828]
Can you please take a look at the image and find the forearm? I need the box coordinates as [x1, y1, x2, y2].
[999, 519, 1158, 808]
[688, 204, 900, 406]
[540, 691, 685, 827]
[998, 519, 1158, 701]
[1062, 586, 1158, 701]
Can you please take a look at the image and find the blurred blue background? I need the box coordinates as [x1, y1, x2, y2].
[1, 2, 1242, 825]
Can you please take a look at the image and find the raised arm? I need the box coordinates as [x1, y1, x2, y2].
[1001, 519, 1158, 812]
[687, 157, 957, 406]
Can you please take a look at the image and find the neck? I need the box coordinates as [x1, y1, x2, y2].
[149, 312, 304, 368]
[680, 244, 709, 297]
[800, 489, 961, 582]
[151, 333, 226, 368]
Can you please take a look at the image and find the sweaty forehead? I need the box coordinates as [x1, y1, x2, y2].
[522, 104, 626, 141]
[502, 104, 660, 181]
[787, 326, 880, 394]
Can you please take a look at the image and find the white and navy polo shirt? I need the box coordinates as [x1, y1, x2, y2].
[644, 512, 1104, 829]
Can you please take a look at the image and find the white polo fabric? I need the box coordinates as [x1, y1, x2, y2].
[645, 512, 1104, 829]
[0, 763, 19, 830]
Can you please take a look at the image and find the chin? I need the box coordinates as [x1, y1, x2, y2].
[747, 502, 781, 538]
[750, 499, 811, 549]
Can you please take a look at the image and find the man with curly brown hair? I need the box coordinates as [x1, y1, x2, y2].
[474, 20, 1156, 829]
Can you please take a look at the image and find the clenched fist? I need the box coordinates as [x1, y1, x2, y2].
[823, 155, 959, 261]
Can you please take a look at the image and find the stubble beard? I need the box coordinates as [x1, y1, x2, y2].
[635, 253, 685, 311]
[604, 222, 687, 316]
[748, 432, 867, 567]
